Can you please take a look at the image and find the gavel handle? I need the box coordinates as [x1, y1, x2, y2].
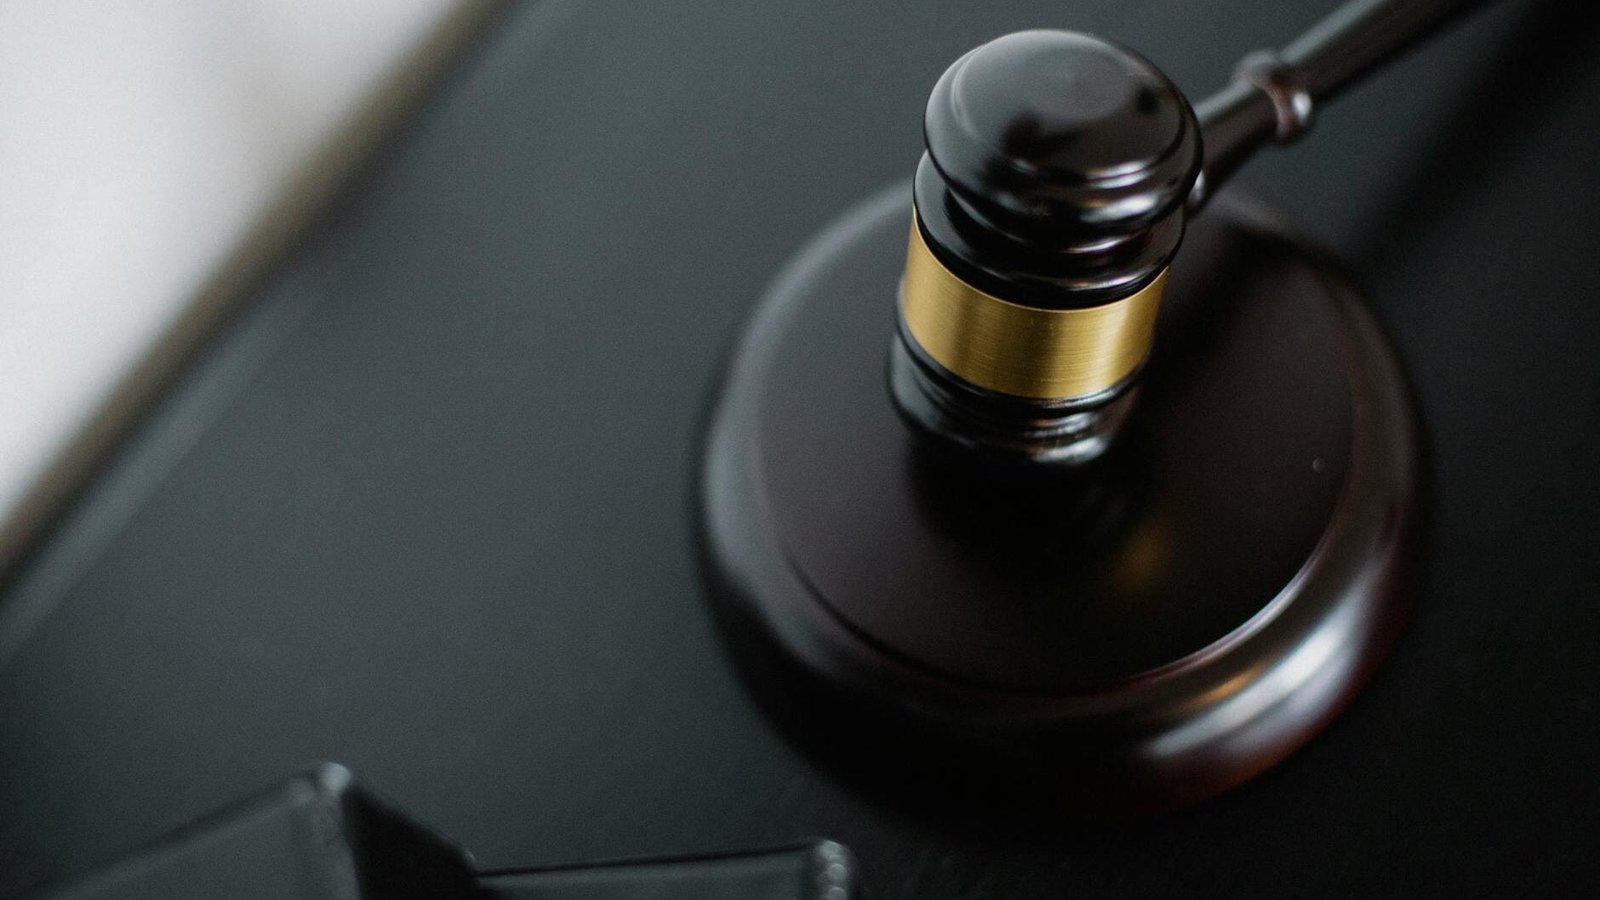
[1190, 0, 1491, 209]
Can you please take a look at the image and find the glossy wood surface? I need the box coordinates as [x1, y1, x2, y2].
[701, 189, 1421, 813]
[915, 31, 1198, 307]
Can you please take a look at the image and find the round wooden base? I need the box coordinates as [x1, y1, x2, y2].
[697, 185, 1425, 816]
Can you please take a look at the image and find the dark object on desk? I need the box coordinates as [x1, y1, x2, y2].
[700, 0, 1462, 813]
[700, 189, 1423, 814]
[25, 765, 856, 900]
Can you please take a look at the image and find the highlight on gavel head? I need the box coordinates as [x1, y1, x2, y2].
[895, 31, 1203, 457]
[699, 12, 1429, 818]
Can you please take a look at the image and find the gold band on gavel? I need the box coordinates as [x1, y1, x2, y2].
[900, 212, 1167, 401]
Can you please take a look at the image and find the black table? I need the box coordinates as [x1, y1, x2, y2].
[4, 1, 1597, 896]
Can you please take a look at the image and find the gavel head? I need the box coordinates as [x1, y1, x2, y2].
[894, 30, 1203, 463]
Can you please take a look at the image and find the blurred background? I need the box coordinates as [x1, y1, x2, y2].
[0, 0, 494, 573]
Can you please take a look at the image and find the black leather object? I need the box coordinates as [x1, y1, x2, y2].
[25, 765, 854, 899]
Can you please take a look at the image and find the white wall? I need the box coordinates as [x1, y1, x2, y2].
[0, 0, 488, 568]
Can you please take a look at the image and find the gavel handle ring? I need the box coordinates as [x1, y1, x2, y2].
[1190, 0, 1490, 209]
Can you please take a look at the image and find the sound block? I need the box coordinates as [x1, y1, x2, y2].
[698, 184, 1425, 816]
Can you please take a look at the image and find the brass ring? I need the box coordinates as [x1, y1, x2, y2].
[900, 212, 1167, 401]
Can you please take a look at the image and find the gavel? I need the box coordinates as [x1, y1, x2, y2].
[699, 0, 1479, 815]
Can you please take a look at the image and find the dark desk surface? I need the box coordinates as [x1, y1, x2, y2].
[4, 1, 1598, 896]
